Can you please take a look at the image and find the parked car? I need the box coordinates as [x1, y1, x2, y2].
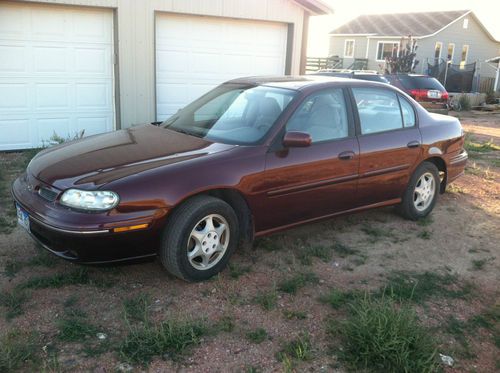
[385, 74, 449, 109]
[313, 70, 390, 84]
[12, 76, 468, 281]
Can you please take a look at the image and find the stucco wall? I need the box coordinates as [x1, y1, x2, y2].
[14, 0, 306, 128]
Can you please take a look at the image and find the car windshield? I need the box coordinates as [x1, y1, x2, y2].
[398, 76, 445, 90]
[162, 84, 296, 145]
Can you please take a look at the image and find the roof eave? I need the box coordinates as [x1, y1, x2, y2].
[293, 0, 333, 15]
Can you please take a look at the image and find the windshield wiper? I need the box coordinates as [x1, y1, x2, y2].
[170, 127, 202, 138]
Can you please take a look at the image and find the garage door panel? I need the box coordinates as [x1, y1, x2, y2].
[0, 2, 115, 150]
[72, 11, 113, 43]
[32, 8, 67, 39]
[76, 83, 110, 109]
[254, 56, 286, 74]
[76, 117, 112, 136]
[156, 50, 189, 73]
[0, 6, 28, 38]
[37, 118, 70, 142]
[0, 45, 26, 72]
[34, 46, 68, 73]
[35, 84, 70, 110]
[0, 83, 29, 110]
[156, 14, 287, 120]
[0, 119, 30, 147]
[157, 83, 189, 104]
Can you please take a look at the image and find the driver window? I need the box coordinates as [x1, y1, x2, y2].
[286, 88, 349, 143]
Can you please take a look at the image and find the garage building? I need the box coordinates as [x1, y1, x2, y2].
[0, 0, 331, 150]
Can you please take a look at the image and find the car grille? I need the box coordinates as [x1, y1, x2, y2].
[38, 187, 58, 202]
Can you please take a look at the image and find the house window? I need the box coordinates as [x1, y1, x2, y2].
[463, 18, 469, 29]
[376, 41, 399, 61]
[344, 40, 355, 58]
[447, 43, 455, 62]
[434, 42, 442, 61]
[460, 45, 469, 68]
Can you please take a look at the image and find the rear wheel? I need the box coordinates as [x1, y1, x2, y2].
[159, 195, 239, 281]
[399, 162, 439, 220]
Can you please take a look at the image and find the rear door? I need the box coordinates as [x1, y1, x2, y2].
[351, 87, 422, 206]
[257, 88, 359, 232]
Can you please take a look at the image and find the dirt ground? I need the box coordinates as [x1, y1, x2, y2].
[0, 111, 499, 372]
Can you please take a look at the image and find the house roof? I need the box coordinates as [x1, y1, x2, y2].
[330, 10, 471, 37]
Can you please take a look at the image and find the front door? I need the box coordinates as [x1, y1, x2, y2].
[351, 87, 422, 206]
[257, 88, 360, 232]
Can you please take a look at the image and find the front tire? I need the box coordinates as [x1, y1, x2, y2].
[159, 195, 239, 282]
[399, 162, 440, 220]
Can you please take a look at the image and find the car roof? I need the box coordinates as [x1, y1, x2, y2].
[392, 74, 435, 78]
[224, 75, 383, 91]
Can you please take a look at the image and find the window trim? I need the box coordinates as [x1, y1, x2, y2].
[447, 43, 455, 62]
[348, 87, 419, 137]
[344, 39, 355, 58]
[463, 18, 469, 29]
[375, 41, 400, 62]
[434, 42, 443, 60]
[397, 94, 418, 128]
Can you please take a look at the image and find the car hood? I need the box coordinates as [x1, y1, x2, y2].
[28, 125, 234, 190]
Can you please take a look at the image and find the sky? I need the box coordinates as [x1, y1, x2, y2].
[307, 0, 500, 57]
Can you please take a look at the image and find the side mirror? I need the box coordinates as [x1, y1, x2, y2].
[282, 131, 312, 148]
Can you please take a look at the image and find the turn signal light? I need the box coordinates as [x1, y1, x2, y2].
[113, 223, 149, 233]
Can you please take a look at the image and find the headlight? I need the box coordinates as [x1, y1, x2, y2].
[60, 189, 119, 211]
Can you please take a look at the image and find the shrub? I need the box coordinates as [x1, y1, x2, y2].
[458, 94, 471, 111]
[332, 297, 438, 373]
[119, 319, 207, 364]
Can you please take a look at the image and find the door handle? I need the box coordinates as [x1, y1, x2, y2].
[338, 151, 355, 160]
[407, 141, 421, 148]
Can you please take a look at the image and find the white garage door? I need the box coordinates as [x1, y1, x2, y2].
[156, 14, 288, 120]
[0, 2, 115, 151]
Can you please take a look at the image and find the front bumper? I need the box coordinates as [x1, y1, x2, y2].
[12, 173, 167, 263]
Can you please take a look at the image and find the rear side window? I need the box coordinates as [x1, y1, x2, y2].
[399, 96, 416, 127]
[352, 88, 403, 134]
[398, 76, 445, 91]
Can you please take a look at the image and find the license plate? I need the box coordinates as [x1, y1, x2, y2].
[427, 90, 442, 99]
[16, 203, 30, 232]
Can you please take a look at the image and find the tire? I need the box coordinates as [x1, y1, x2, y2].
[159, 195, 239, 282]
[399, 162, 440, 220]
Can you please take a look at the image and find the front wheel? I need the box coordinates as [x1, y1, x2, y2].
[159, 195, 239, 282]
[399, 162, 440, 220]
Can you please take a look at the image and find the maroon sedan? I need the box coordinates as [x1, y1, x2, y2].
[12, 76, 468, 281]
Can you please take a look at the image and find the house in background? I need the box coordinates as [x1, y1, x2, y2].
[0, 0, 332, 151]
[328, 10, 500, 79]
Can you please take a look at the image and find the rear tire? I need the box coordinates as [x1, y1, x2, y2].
[399, 162, 440, 220]
[159, 195, 239, 282]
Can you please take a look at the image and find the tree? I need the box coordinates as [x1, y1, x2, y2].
[384, 36, 419, 74]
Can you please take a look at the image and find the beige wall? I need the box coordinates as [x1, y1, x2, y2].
[15, 0, 306, 128]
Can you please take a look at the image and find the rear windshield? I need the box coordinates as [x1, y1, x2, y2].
[313, 72, 352, 78]
[398, 76, 445, 90]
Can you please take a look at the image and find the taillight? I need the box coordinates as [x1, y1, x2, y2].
[442, 92, 449, 100]
[409, 89, 428, 100]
